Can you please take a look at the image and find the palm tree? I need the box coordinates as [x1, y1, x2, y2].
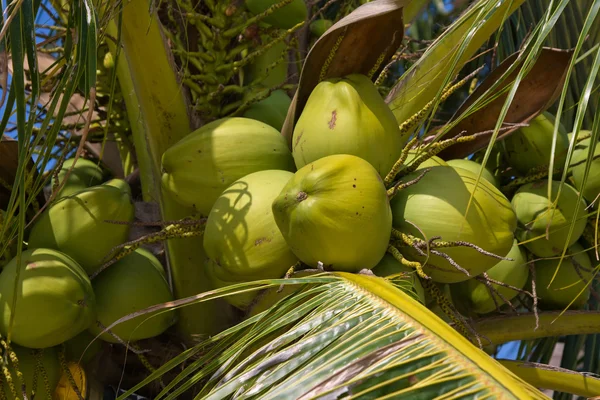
[0, 0, 599, 398]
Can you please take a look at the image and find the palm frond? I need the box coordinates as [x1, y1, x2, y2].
[116, 274, 549, 399]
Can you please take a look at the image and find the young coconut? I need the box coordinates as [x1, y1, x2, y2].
[309, 19, 333, 38]
[534, 242, 595, 310]
[512, 180, 587, 258]
[1, 344, 61, 400]
[88, 248, 176, 343]
[51, 158, 105, 198]
[204, 170, 299, 309]
[161, 117, 295, 215]
[446, 159, 499, 188]
[450, 239, 528, 315]
[245, 0, 308, 29]
[372, 254, 426, 304]
[272, 154, 392, 272]
[28, 180, 134, 275]
[0, 249, 96, 349]
[503, 112, 570, 175]
[390, 166, 517, 283]
[568, 135, 600, 206]
[292, 74, 407, 177]
[242, 89, 292, 131]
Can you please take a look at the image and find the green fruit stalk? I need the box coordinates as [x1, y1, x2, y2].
[88, 248, 175, 343]
[28, 180, 134, 275]
[512, 180, 587, 257]
[161, 117, 295, 215]
[534, 242, 594, 310]
[503, 112, 569, 175]
[372, 253, 426, 304]
[1, 344, 61, 400]
[51, 158, 105, 198]
[292, 74, 407, 177]
[0, 249, 96, 348]
[568, 134, 600, 206]
[272, 154, 392, 272]
[390, 166, 516, 283]
[204, 170, 299, 309]
[451, 239, 528, 315]
[245, 0, 308, 29]
[446, 159, 499, 188]
[242, 89, 292, 131]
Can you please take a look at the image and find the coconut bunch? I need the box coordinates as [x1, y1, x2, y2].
[0, 158, 179, 398]
[160, 69, 599, 334]
[440, 113, 599, 319]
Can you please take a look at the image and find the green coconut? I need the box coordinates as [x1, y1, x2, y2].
[244, 38, 288, 88]
[101, 177, 132, 195]
[503, 112, 569, 175]
[204, 170, 299, 309]
[0, 249, 96, 348]
[512, 180, 587, 258]
[242, 89, 292, 131]
[28, 181, 134, 275]
[450, 239, 528, 315]
[88, 248, 175, 343]
[446, 159, 499, 188]
[292, 74, 407, 177]
[51, 158, 105, 198]
[372, 253, 426, 304]
[245, 0, 307, 29]
[1, 344, 61, 400]
[64, 330, 102, 365]
[161, 117, 295, 215]
[309, 19, 333, 37]
[404, 150, 448, 170]
[272, 154, 392, 272]
[568, 134, 600, 206]
[390, 166, 517, 283]
[534, 242, 594, 310]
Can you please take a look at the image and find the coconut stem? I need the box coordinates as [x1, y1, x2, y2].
[387, 167, 431, 199]
[93, 217, 207, 280]
[396, 66, 485, 138]
[1, 341, 26, 400]
[420, 279, 481, 347]
[319, 31, 345, 82]
[478, 273, 521, 314]
[59, 345, 84, 400]
[397, 231, 512, 262]
[501, 164, 562, 194]
[384, 136, 419, 186]
[386, 244, 429, 280]
[0, 341, 18, 400]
